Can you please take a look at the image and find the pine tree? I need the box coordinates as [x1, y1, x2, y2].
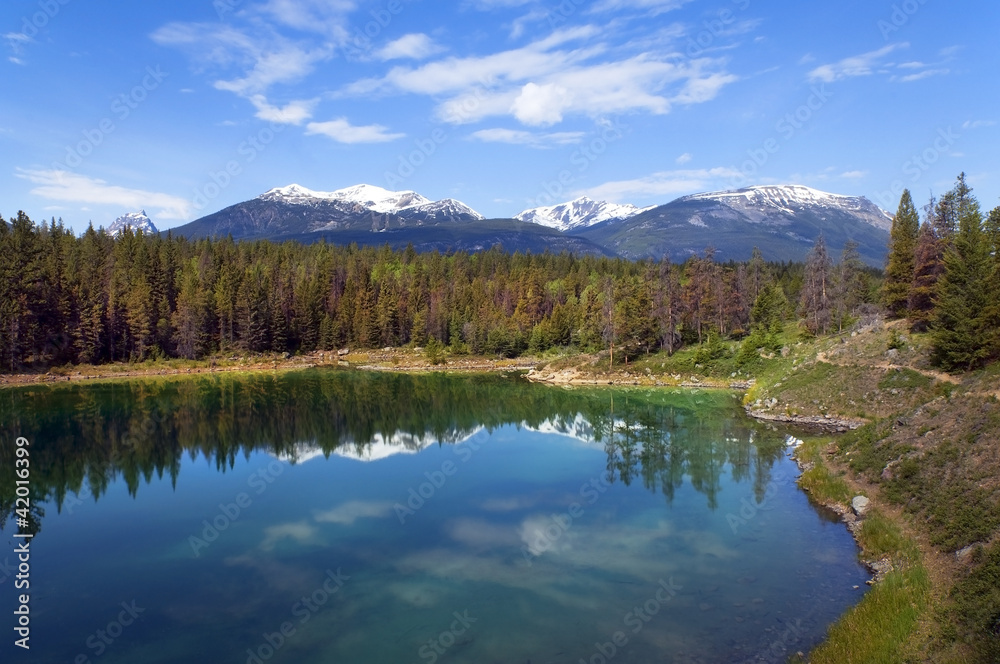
[882, 189, 920, 317]
[931, 196, 995, 370]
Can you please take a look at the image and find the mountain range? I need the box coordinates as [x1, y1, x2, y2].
[148, 183, 892, 264]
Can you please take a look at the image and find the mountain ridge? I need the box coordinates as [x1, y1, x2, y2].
[161, 182, 891, 264]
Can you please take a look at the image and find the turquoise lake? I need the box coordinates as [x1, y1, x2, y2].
[0, 369, 868, 663]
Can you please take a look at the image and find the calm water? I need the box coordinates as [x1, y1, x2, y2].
[0, 369, 867, 663]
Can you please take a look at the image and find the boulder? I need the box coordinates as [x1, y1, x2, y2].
[851, 495, 871, 517]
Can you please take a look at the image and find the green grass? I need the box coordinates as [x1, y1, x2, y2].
[809, 563, 931, 664]
[796, 437, 853, 506]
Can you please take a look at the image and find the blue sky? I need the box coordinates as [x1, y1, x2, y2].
[2, 0, 998, 233]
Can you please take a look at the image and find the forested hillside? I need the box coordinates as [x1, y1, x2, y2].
[1, 174, 995, 374]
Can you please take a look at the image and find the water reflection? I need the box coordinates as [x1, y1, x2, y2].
[0, 368, 784, 534]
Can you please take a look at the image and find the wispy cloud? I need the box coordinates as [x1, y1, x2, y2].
[343, 27, 735, 127]
[16, 169, 192, 220]
[896, 68, 949, 83]
[807, 42, 908, 83]
[962, 120, 996, 130]
[675, 152, 692, 164]
[314, 500, 395, 525]
[588, 0, 693, 15]
[470, 127, 585, 147]
[571, 167, 741, 202]
[248, 95, 317, 124]
[376, 34, 444, 61]
[840, 170, 867, 179]
[305, 118, 405, 143]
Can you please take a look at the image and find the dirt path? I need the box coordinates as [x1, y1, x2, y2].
[815, 351, 962, 384]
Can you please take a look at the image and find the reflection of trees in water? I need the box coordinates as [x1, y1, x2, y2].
[591, 392, 786, 510]
[0, 370, 785, 532]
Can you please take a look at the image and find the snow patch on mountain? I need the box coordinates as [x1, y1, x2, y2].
[259, 183, 483, 219]
[681, 185, 893, 231]
[515, 197, 650, 231]
[108, 210, 158, 236]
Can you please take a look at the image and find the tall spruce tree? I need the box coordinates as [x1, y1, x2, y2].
[882, 189, 920, 317]
[931, 194, 995, 370]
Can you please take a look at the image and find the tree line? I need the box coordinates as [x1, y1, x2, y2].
[881, 173, 1000, 371]
[0, 206, 889, 371]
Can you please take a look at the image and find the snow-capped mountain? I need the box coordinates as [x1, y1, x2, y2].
[575, 183, 893, 265]
[259, 183, 484, 221]
[515, 197, 650, 231]
[108, 210, 158, 236]
[680, 185, 892, 231]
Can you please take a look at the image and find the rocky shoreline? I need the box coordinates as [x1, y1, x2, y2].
[745, 407, 866, 431]
[786, 441, 893, 586]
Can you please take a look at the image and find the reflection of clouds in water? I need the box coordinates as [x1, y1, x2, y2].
[446, 518, 521, 550]
[259, 521, 319, 551]
[519, 513, 575, 557]
[383, 581, 443, 608]
[393, 514, 694, 613]
[314, 499, 396, 525]
[478, 495, 539, 512]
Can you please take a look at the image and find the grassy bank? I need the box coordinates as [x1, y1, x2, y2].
[795, 436, 932, 663]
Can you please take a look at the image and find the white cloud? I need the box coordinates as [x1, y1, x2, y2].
[213, 44, 332, 96]
[896, 68, 949, 83]
[258, 0, 353, 37]
[807, 42, 908, 83]
[248, 95, 316, 124]
[259, 521, 317, 551]
[571, 167, 741, 202]
[340, 25, 735, 127]
[16, 169, 192, 220]
[589, 0, 692, 15]
[305, 118, 405, 143]
[314, 500, 395, 525]
[962, 120, 996, 130]
[840, 170, 867, 179]
[376, 33, 444, 61]
[471, 127, 585, 147]
[675, 152, 692, 164]
[510, 82, 571, 126]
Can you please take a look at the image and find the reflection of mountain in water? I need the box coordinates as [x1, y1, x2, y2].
[0, 369, 787, 533]
[279, 426, 487, 463]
